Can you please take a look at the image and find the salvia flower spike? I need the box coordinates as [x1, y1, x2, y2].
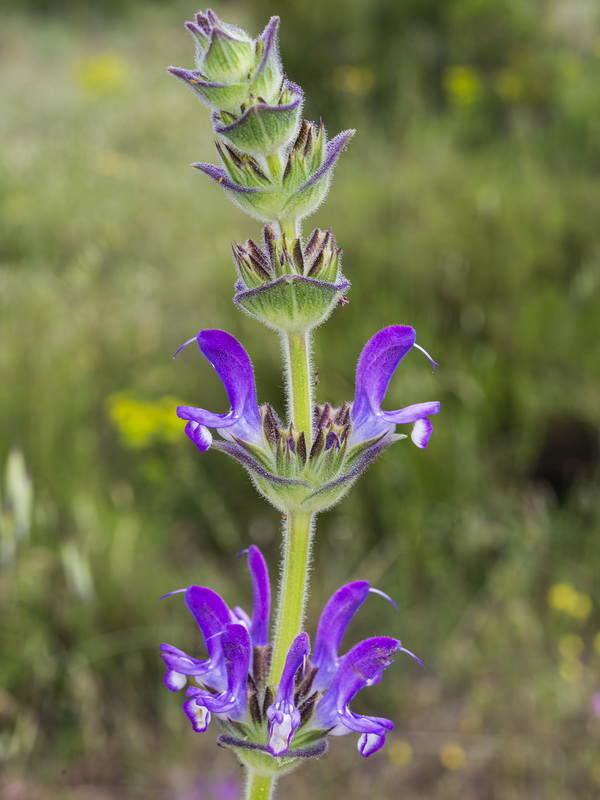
[165, 10, 440, 798]
[161, 547, 421, 773]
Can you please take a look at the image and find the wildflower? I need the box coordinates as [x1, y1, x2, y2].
[161, 546, 420, 769]
[175, 326, 439, 511]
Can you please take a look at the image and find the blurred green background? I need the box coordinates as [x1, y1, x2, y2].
[1, 0, 600, 798]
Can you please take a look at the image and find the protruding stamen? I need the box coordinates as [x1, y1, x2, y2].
[174, 337, 197, 358]
[413, 343, 438, 373]
[160, 588, 188, 599]
[400, 645, 425, 669]
[368, 586, 399, 611]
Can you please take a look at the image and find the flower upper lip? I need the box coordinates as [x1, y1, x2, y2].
[351, 325, 440, 448]
[176, 329, 264, 451]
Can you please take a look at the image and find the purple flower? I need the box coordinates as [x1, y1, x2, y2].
[175, 325, 439, 511]
[266, 633, 310, 755]
[351, 325, 440, 449]
[175, 330, 263, 453]
[177, 325, 440, 512]
[161, 546, 421, 760]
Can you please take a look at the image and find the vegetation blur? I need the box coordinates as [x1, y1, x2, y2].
[1, 0, 599, 797]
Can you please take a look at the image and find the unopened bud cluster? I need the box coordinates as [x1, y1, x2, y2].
[169, 11, 354, 226]
[232, 226, 349, 332]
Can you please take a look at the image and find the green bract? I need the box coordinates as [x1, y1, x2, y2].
[232, 226, 349, 332]
[194, 125, 354, 224]
[213, 83, 303, 158]
[169, 13, 282, 114]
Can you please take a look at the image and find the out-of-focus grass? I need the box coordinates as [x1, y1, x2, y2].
[1, 5, 599, 799]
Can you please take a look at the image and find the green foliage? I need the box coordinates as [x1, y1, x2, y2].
[1, 5, 600, 798]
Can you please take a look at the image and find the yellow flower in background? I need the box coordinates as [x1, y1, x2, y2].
[107, 393, 185, 449]
[333, 65, 375, 95]
[558, 634, 584, 658]
[387, 738, 413, 767]
[547, 583, 593, 620]
[559, 656, 583, 683]
[444, 65, 482, 107]
[439, 742, 466, 770]
[76, 52, 128, 98]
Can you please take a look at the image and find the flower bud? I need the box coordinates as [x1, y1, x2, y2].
[169, 15, 283, 116]
[231, 227, 349, 333]
[248, 17, 283, 105]
[187, 10, 254, 84]
[212, 81, 303, 158]
[194, 126, 354, 224]
[216, 141, 272, 190]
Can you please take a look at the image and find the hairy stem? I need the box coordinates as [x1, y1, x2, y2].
[245, 770, 276, 800]
[269, 510, 315, 683]
[278, 218, 298, 241]
[283, 330, 314, 441]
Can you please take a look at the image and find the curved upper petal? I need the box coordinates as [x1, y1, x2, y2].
[160, 585, 231, 693]
[351, 326, 439, 445]
[266, 633, 310, 755]
[247, 545, 271, 646]
[177, 330, 263, 446]
[311, 581, 370, 691]
[185, 623, 252, 720]
[185, 586, 232, 660]
[312, 636, 402, 733]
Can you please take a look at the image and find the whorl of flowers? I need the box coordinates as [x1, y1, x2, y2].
[161, 547, 422, 773]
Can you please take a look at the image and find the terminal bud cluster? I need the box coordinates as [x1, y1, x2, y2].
[169, 10, 354, 225]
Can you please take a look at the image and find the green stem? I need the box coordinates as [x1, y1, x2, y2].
[269, 510, 314, 683]
[278, 218, 297, 241]
[284, 330, 314, 442]
[245, 770, 276, 800]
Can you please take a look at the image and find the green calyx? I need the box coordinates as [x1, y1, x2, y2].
[214, 83, 303, 158]
[216, 403, 398, 514]
[232, 226, 349, 332]
[171, 14, 283, 115]
[195, 122, 354, 224]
